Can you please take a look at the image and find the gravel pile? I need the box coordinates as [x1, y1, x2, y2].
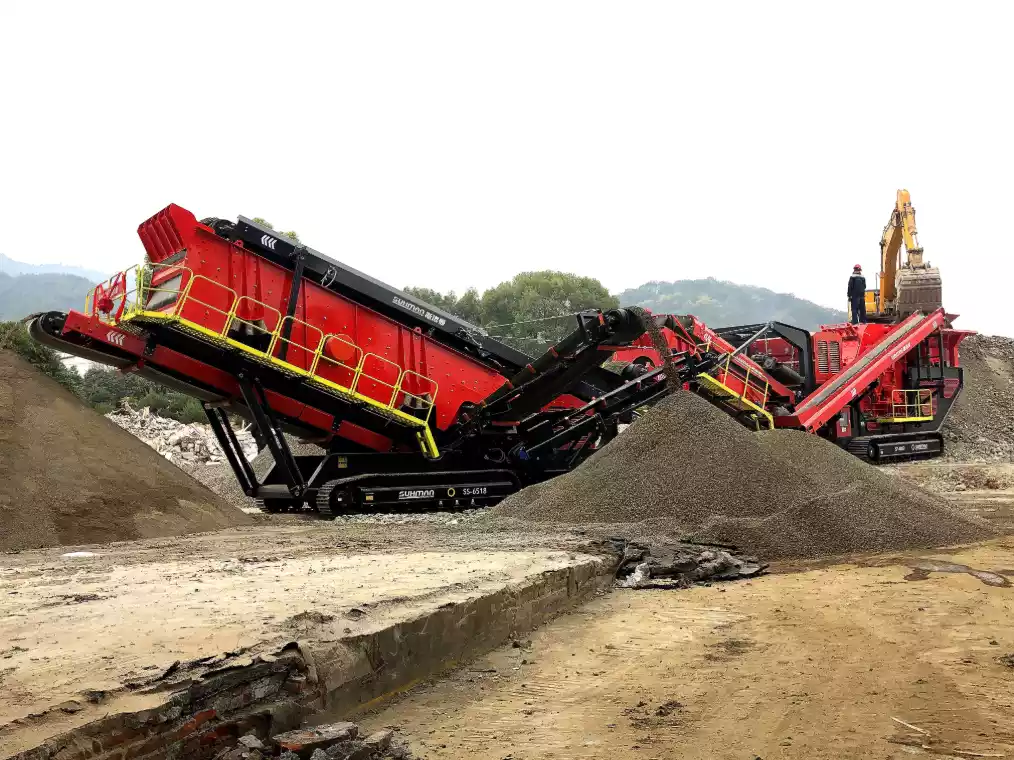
[491, 392, 994, 560]
[943, 334, 1014, 462]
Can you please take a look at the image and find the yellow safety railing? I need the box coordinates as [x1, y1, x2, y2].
[717, 353, 771, 409]
[311, 335, 365, 392]
[877, 389, 934, 422]
[269, 316, 324, 371]
[693, 351, 774, 430]
[222, 295, 282, 353]
[394, 369, 439, 426]
[177, 275, 241, 337]
[353, 353, 406, 404]
[102, 259, 442, 452]
[85, 267, 142, 325]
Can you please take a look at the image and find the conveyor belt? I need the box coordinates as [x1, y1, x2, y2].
[793, 312, 926, 414]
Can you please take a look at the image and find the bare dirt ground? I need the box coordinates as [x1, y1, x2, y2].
[358, 537, 1014, 760]
[0, 524, 602, 756]
[892, 462, 1014, 533]
[3, 459, 1012, 758]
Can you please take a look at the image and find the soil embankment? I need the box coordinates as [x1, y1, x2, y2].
[0, 350, 249, 551]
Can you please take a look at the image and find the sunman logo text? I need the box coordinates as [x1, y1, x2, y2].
[392, 296, 447, 327]
[889, 341, 912, 361]
[398, 489, 435, 500]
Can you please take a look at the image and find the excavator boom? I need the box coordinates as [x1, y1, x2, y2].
[871, 189, 942, 320]
[897, 190, 924, 264]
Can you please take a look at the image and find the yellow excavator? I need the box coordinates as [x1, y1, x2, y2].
[859, 189, 943, 322]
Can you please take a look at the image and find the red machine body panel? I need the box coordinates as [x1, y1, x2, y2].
[59, 309, 391, 447]
[138, 205, 512, 431]
[782, 309, 964, 431]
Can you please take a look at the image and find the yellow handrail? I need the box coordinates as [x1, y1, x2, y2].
[393, 369, 440, 425]
[223, 295, 282, 342]
[177, 275, 240, 332]
[110, 258, 444, 449]
[354, 352, 405, 405]
[270, 316, 324, 369]
[311, 335, 365, 390]
[888, 389, 934, 419]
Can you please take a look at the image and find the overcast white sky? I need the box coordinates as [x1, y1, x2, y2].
[1, 2, 1012, 334]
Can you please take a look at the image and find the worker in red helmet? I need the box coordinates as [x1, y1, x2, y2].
[847, 264, 867, 324]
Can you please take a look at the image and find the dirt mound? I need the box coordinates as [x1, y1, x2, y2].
[492, 392, 994, 560]
[0, 351, 251, 551]
[943, 335, 1014, 462]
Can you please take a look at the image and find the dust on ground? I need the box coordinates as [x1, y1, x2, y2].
[358, 538, 1014, 760]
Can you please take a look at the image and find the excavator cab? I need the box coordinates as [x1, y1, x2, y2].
[862, 289, 880, 319]
[848, 289, 881, 323]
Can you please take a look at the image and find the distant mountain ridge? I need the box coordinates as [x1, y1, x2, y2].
[0, 271, 94, 321]
[617, 278, 846, 330]
[0, 251, 845, 336]
[0, 253, 106, 283]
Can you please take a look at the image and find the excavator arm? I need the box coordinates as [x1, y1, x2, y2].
[896, 190, 925, 266]
[872, 189, 942, 320]
[878, 199, 905, 308]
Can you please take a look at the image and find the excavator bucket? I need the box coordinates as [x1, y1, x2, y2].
[895, 265, 943, 317]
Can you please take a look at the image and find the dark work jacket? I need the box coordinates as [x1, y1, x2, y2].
[847, 273, 866, 300]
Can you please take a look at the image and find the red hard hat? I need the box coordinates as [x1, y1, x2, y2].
[853, 264, 862, 270]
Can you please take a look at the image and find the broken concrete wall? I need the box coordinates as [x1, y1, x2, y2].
[7, 558, 612, 760]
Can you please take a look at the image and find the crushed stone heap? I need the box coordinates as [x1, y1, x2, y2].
[942, 334, 1014, 462]
[0, 351, 250, 552]
[492, 392, 995, 560]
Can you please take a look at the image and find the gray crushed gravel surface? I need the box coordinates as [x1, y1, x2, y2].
[489, 392, 996, 560]
[942, 334, 1014, 462]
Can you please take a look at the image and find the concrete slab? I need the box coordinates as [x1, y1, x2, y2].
[0, 524, 611, 758]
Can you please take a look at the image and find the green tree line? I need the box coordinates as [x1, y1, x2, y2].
[404, 271, 618, 355]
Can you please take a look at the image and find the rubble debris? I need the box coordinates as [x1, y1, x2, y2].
[613, 540, 766, 588]
[491, 392, 994, 560]
[0, 350, 251, 552]
[274, 722, 359, 756]
[207, 720, 413, 760]
[363, 730, 395, 752]
[106, 402, 258, 466]
[239, 734, 266, 751]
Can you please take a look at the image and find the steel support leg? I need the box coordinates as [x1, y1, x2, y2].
[236, 372, 306, 498]
[203, 404, 257, 496]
